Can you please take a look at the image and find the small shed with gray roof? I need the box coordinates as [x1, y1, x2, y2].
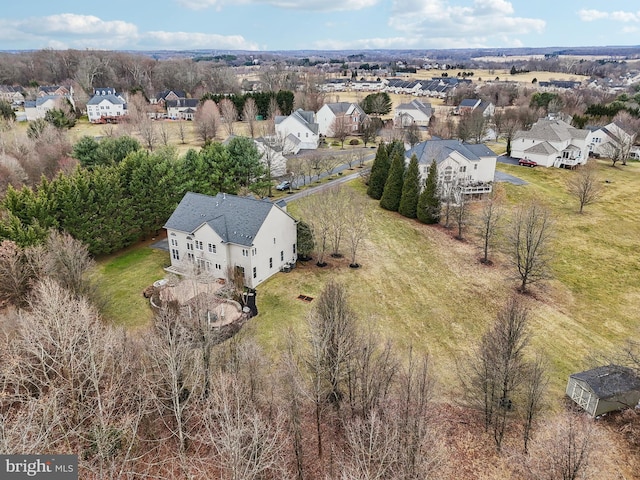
[566, 365, 640, 417]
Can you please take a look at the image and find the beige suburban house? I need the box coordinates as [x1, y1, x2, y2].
[164, 192, 297, 289]
[394, 99, 433, 127]
[587, 122, 637, 159]
[316, 102, 367, 136]
[511, 118, 592, 168]
[405, 139, 497, 200]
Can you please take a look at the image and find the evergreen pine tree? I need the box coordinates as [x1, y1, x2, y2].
[417, 159, 441, 224]
[367, 142, 390, 200]
[296, 220, 315, 260]
[398, 154, 420, 218]
[379, 148, 405, 212]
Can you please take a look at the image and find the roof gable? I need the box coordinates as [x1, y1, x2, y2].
[406, 139, 495, 166]
[571, 365, 640, 399]
[164, 192, 287, 247]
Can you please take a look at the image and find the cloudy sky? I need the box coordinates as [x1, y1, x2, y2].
[1, 0, 638, 51]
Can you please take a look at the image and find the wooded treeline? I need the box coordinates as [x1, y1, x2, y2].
[0, 266, 621, 479]
[0, 136, 268, 255]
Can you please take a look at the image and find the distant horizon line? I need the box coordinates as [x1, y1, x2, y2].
[1, 45, 640, 55]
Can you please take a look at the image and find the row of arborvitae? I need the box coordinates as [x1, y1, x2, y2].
[367, 141, 441, 224]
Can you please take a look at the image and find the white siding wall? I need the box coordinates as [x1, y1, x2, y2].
[249, 208, 297, 288]
[316, 105, 335, 136]
[275, 117, 319, 150]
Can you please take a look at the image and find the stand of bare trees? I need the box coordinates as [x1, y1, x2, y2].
[506, 201, 554, 293]
[460, 296, 548, 452]
[567, 160, 602, 213]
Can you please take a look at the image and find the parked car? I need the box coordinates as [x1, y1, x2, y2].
[518, 158, 537, 167]
[276, 180, 291, 191]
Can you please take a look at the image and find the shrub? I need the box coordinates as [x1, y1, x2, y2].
[349, 139, 360, 145]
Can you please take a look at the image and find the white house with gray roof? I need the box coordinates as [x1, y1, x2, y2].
[316, 102, 366, 136]
[87, 88, 127, 123]
[587, 122, 637, 159]
[512, 118, 592, 168]
[164, 192, 297, 289]
[275, 109, 319, 152]
[405, 139, 497, 199]
[394, 99, 433, 127]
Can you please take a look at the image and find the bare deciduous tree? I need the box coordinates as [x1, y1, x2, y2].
[330, 114, 351, 149]
[242, 97, 258, 138]
[567, 160, 602, 213]
[521, 354, 548, 454]
[460, 296, 531, 450]
[477, 189, 503, 264]
[507, 201, 554, 293]
[195, 99, 220, 144]
[218, 98, 238, 137]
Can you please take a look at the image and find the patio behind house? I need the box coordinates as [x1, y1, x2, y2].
[157, 277, 245, 327]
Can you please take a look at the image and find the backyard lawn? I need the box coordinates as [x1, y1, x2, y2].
[97, 159, 640, 404]
[97, 242, 170, 328]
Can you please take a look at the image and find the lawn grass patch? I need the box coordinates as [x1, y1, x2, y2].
[253, 164, 640, 400]
[97, 244, 169, 328]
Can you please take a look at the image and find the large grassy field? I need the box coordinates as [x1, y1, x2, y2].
[252, 160, 640, 400]
[98, 159, 640, 403]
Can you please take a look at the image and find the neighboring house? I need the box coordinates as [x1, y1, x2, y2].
[511, 118, 592, 168]
[0, 85, 25, 105]
[152, 89, 186, 106]
[587, 122, 637, 158]
[566, 365, 640, 417]
[455, 98, 495, 117]
[24, 95, 65, 121]
[405, 139, 497, 199]
[38, 85, 73, 98]
[163, 192, 298, 289]
[87, 88, 127, 123]
[275, 109, 319, 152]
[166, 98, 199, 120]
[254, 137, 288, 177]
[316, 102, 366, 136]
[538, 80, 582, 90]
[394, 99, 433, 127]
[321, 78, 350, 92]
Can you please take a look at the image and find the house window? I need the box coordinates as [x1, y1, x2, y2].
[215, 263, 221, 270]
[171, 238, 178, 247]
[195, 240, 203, 250]
[171, 249, 180, 260]
[253, 267, 257, 279]
[474, 164, 478, 170]
[208, 243, 216, 253]
[273, 238, 276, 244]
[293, 244, 296, 254]
[187, 243, 194, 251]
[269, 258, 273, 269]
[242, 249, 248, 257]
[281, 251, 284, 261]
[460, 166, 466, 173]
[187, 252, 194, 261]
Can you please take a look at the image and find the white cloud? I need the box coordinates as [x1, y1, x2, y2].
[578, 9, 640, 23]
[0, 13, 258, 51]
[144, 31, 259, 50]
[177, 0, 378, 11]
[20, 14, 138, 37]
[388, 0, 545, 43]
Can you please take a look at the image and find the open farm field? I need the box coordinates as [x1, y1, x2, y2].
[411, 68, 590, 85]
